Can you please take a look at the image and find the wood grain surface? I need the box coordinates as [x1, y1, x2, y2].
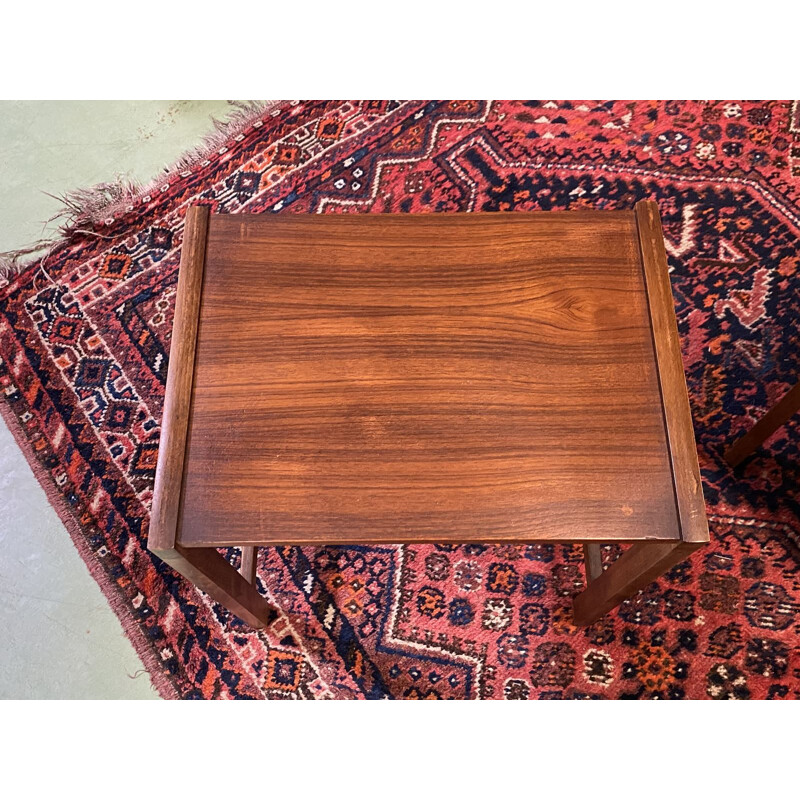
[175, 210, 684, 547]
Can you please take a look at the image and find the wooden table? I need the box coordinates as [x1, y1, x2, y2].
[148, 201, 708, 628]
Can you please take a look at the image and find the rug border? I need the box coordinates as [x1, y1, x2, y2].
[0, 400, 181, 698]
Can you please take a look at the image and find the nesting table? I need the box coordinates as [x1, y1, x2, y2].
[148, 201, 708, 628]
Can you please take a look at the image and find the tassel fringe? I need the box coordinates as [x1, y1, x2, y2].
[0, 100, 285, 284]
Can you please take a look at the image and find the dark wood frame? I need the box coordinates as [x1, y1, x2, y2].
[573, 201, 708, 624]
[148, 206, 277, 628]
[148, 201, 708, 629]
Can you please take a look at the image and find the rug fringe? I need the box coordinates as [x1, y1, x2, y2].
[0, 100, 286, 284]
[0, 239, 59, 283]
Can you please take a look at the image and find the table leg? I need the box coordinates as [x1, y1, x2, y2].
[572, 540, 701, 626]
[152, 544, 278, 629]
[724, 380, 800, 467]
[583, 543, 604, 582]
[240, 546, 258, 584]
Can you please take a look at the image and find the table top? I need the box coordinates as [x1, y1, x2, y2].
[149, 204, 708, 550]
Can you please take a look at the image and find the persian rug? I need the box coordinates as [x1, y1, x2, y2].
[1, 100, 799, 699]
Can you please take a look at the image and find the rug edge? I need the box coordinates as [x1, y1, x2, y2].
[0, 400, 179, 699]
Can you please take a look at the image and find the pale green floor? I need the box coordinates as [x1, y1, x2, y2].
[0, 101, 233, 699]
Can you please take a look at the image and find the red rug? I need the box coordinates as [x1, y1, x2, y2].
[1, 100, 799, 699]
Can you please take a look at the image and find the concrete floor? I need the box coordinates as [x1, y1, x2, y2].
[0, 101, 232, 698]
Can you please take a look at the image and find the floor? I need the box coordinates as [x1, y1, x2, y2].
[0, 101, 232, 699]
